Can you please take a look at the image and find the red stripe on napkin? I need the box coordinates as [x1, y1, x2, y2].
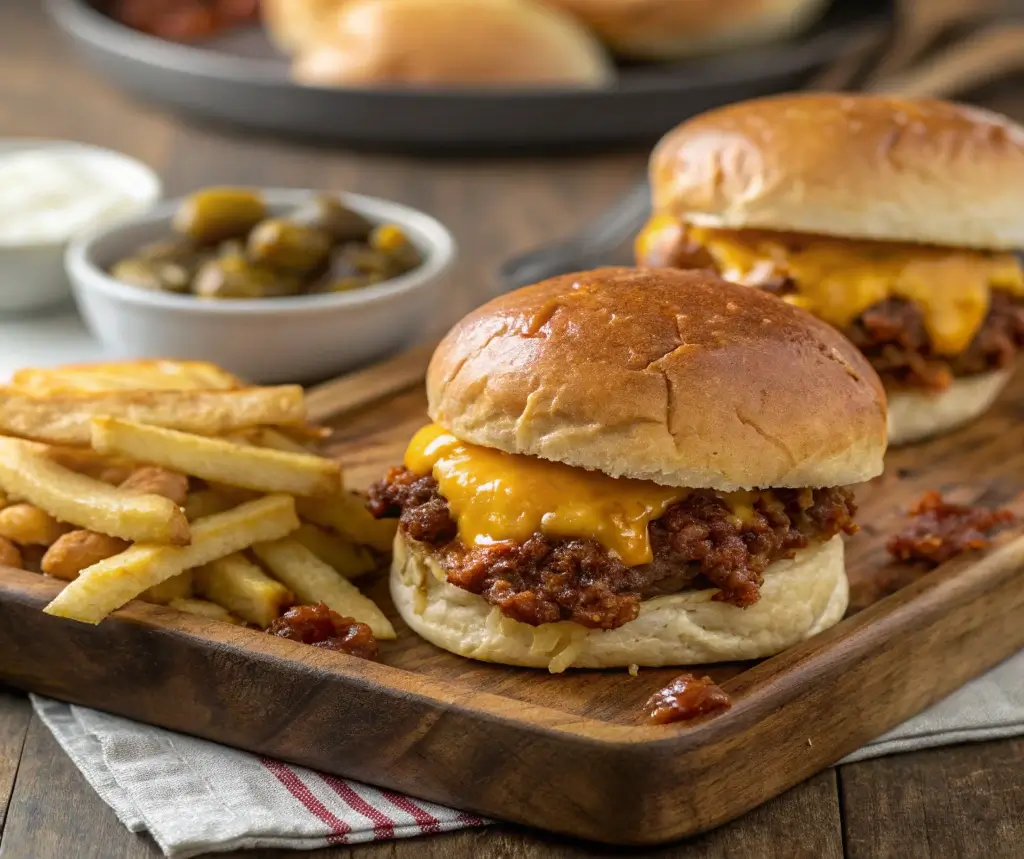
[381, 790, 442, 834]
[260, 758, 350, 844]
[319, 774, 396, 839]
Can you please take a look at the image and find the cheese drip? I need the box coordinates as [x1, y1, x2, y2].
[404, 424, 688, 566]
[635, 216, 1024, 355]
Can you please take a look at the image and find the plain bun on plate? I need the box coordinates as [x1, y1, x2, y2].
[427, 266, 887, 491]
[650, 93, 1024, 251]
[285, 0, 614, 88]
[392, 532, 848, 671]
[263, 0, 339, 53]
[541, 0, 830, 60]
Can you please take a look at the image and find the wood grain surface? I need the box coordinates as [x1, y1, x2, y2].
[1, 0, 1024, 856]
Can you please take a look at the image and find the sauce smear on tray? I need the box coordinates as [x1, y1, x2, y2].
[268, 602, 379, 659]
[645, 673, 732, 725]
[886, 491, 1017, 566]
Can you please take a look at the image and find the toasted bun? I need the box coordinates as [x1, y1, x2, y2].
[428, 267, 886, 490]
[289, 0, 613, 88]
[887, 369, 1012, 446]
[544, 0, 828, 60]
[650, 94, 1024, 250]
[263, 0, 340, 54]
[392, 532, 848, 671]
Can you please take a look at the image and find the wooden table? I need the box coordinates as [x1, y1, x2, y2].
[1, 1, 1022, 857]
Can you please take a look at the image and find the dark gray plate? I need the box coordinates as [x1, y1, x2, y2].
[47, 0, 888, 153]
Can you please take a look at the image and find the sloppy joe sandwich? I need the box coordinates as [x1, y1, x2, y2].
[369, 267, 887, 671]
[636, 94, 1024, 445]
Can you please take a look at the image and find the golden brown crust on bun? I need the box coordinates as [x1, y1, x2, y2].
[545, 0, 828, 59]
[427, 267, 887, 490]
[288, 0, 613, 88]
[651, 93, 1024, 250]
[391, 531, 849, 671]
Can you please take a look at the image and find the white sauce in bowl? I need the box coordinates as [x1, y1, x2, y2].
[0, 149, 157, 245]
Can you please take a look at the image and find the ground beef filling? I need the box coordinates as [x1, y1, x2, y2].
[368, 468, 857, 630]
[844, 292, 1024, 391]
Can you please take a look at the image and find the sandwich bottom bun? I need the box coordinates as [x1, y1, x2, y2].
[887, 369, 1012, 446]
[391, 533, 848, 673]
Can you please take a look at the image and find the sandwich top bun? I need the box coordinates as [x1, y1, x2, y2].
[427, 267, 887, 491]
[650, 93, 1024, 250]
[286, 0, 614, 88]
[544, 0, 829, 60]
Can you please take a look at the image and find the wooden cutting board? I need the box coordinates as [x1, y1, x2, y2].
[1, 366, 1022, 846]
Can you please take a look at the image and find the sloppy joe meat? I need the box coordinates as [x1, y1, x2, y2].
[645, 673, 732, 724]
[845, 293, 1024, 391]
[267, 602, 379, 659]
[887, 491, 1017, 566]
[369, 467, 856, 630]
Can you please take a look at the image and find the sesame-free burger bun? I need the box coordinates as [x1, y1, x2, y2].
[887, 369, 1013, 446]
[263, 0, 339, 53]
[427, 267, 887, 491]
[650, 94, 1024, 250]
[391, 531, 848, 671]
[288, 0, 613, 88]
[544, 0, 829, 60]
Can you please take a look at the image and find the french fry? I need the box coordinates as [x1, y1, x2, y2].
[168, 597, 242, 624]
[250, 427, 313, 455]
[297, 492, 397, 552]
[194, 553, 293, 627]
[42, 530, 130, 581]
[0, 503, 71, 546]
[41, 467, 189, 581]
[292, 523, 376, 579]
[91, 418, 341, 498]
[0, 536, 22, 569]
[220, 430, 256, 446]
[278, 423, 331, 442]
[0, 489, 8, 509]
[43, 494, 299, 624]
[184, 489, 236, 522]
[0, 436, 190, 545]
[10, 360, 241, 394]
[0, 386, 305, 445]
[44, 447, 139, 484]
[142, 571, 193, 604]
[252, 538, 395, 639]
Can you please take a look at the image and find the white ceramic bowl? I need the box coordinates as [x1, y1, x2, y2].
[0, 140, 162, 314]
[66, 189, 456, 384]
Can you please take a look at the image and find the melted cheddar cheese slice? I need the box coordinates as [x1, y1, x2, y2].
[404, 424, 687, 566]
[635, 217, 1024, 356]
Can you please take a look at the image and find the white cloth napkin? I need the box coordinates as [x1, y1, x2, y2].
[31, 695, 488, 859]
[31, 651, 1022, 857]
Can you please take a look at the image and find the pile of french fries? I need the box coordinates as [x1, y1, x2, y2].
[0, 360, 396, 641]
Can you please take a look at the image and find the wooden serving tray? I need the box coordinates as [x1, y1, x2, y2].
[1, 369, 1023, 846]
